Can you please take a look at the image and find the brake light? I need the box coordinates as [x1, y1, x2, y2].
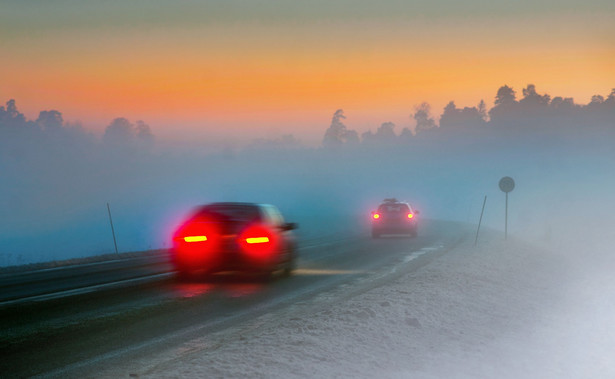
[184, 235, 207, 242]
[239, 224, 278, 258]
[373, 213, 380, 220]
[246, 237, 270, 244]
[173, 221, 218, 248]
[407, 213, 414, 219]
[173, 220, 219, 266]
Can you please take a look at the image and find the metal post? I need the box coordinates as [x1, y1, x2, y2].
[499, 176, 515, 241]
[107, 202, 119, 254]
[475, 195, 487, 246]
[505, 192, 508, 240]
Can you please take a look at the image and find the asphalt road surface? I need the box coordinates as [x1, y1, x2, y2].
[0, 219, 469, 377]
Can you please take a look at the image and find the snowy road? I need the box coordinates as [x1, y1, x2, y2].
[4, 218, 613, 378]
[108, 229, 615, 379]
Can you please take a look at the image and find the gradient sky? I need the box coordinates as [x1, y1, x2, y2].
[2, 0, 614, 145]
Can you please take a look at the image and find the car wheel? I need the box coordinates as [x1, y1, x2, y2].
[282, 254, 296, 277]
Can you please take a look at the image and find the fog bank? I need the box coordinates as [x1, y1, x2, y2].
[1, 85, 614, 266]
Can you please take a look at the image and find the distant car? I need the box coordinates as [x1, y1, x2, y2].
[370, 198, 419, 238]
[172, 202, 298, 279]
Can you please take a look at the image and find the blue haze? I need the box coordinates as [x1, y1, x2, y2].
[1, 85, 615, 265]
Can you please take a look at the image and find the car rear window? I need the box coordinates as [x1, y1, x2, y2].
[195, 204, 261, 223]
[378, 204, 410, 213]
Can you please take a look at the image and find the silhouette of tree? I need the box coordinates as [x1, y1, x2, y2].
[439, 101, 486, 134]
[0, 99, 28, 129]
[103, 117, 133, 144]
[550, 97, 575, 111]
[489, 85, 519, 127]
[439, 101, 457, 131]
[135, 120, 155, 145]
[376, 122, 396, 140]
[477, 100, 488, 122]
[6, 100, 21, 119]
[345, 129, 360, 144]
[399, 127, 414, 142]
[586, 89, 615, 126]
[589, 95, 604, 105]
[520, 84, 551, 110]
[413, 102, 437, 135]
[361, 130, 375, 144]
[362, 122, 397, 145]
[323, 109, 346, 147]
[102, 117, 156, 149]
[36, 110, 63, 131]
[322, 109, 358, 147]
[494, 85, 516, 106]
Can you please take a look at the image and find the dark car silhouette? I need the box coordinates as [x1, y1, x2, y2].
[172, 202, 298, 279]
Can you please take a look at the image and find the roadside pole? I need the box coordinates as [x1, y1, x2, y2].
[474, 195, 487, 246]
[107, 202, 119, 254]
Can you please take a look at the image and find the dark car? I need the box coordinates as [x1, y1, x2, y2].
[172, 202, 298, 279]
[370, 198, 419, 238]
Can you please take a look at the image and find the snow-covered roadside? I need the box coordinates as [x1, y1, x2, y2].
[126, 232, 615, 378]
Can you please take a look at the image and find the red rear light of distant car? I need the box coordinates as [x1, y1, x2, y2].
[407, 213, 414, 219]
[373, 213, 380, 220]
[239, 224, 278, 259]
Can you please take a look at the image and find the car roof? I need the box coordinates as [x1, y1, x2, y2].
[208, 202, 256, 206]
[194, 202, 281, 215]
[380, 199, 410, 206]
[201, 202, 273, 208]
[378, 200, 413, 210]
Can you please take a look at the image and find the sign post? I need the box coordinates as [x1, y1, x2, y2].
[498, 176, 515, 240]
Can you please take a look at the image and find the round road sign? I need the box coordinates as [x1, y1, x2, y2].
[499, 176, 515, 193]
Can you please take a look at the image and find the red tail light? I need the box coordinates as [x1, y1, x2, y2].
[245, 236, 270, 244]
[174, 222, 215, 244]
[173, 221, 219, 265]
[183, 235, 208, 242]
[372, 213, 380, 220]
[407, 213, 414, 219]
[239, 224, 278, 259]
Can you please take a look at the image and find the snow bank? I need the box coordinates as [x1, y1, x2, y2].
[130, 232, 615, 378]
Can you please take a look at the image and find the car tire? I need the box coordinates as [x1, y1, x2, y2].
[283, 254, 296, 277]
[282, 265, 292, 277]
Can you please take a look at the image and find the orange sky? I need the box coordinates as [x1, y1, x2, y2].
[1, 2, 614, 145]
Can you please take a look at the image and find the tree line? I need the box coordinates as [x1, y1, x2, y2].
[0, 99, 154, 155]
[323, 84, 615, 148]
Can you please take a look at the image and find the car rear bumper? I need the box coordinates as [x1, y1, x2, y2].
[172, 245, 282, 274]
[372, 222, 417, 234]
